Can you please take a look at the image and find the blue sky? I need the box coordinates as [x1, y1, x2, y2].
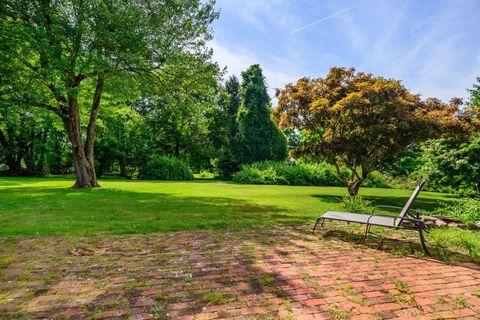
[211, 0, 480, 102]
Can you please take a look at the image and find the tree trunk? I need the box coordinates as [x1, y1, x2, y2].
[347, 179, 363, 197]
[5, 155, 22, 175]
[63, 97, 99, 189]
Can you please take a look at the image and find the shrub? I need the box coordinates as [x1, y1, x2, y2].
[196, 170, 215, 179]
[232, 161, 345, 186]
[412, 136, 480, 194]
[138, 156, 193, 181]
[342, 196, 372, 214]
[434, 198, 480, 228]
[362, 171, 390, 188]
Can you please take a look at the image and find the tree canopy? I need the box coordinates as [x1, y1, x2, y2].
[274, 67, 473, 196]
[0, 0, 218, 188]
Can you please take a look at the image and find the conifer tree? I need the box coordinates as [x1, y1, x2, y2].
[235, 65, 287, 164]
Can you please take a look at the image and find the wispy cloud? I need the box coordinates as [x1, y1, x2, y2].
[210, 40, 298, 99]
[291, 0, 370, 34]
[214, 0, 480, 102]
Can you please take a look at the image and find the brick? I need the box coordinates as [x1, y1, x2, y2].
[305, 298, 324, 306]
[362, 291, 384, 298]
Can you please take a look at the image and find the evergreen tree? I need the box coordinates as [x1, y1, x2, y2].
[467, 77, 480, 109]
[235, 65, 287, 165]
[225, 76, 241, 141]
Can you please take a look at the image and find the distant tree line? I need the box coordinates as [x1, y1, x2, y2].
[1, 1, 479, 196]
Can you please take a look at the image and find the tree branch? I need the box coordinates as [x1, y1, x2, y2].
[85, 72, 105, 161]
[334, 161, 347, 185]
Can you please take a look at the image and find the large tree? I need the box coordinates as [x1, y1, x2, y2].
[235, 65, 287, 165]
[0, 0, 218, 188]
[275, 67, 447, 196]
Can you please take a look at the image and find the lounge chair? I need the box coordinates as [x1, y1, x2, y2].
[312, 180, 430, 255]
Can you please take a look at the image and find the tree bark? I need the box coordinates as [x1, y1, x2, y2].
[63, 96, 99, 189]
[347, 180, 361, 197]
[346, 175, 368, 197]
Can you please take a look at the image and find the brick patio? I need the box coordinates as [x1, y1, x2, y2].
[0, 225, 479, 319]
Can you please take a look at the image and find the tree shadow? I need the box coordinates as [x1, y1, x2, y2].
[0, 186, 300, 236]
[311, 193, 457, 212]
[1, 224, 478, 319]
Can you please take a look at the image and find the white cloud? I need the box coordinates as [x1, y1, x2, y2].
[217, 0, 298, 32]
[210, 40, 299, 101]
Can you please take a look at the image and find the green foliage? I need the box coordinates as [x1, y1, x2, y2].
[429, 228, 480, 259]
[138, 156, 193, 181]
[135, 54, 220, 172]
[213, 147, 238, 179]
[413, 136, 480, 193]
[382, 149, 423, 177]
[0, 105, 70, 176]
[361, 171, 390, 188]
[434, 198, 480, 227]
[467, 77, 480, 109]
[342, 196, 372, 214]
[235, 65, 287, 165]
[209, 76, 242, 178]
[95, 106, 146, 178]
[232, 161, 345, 186]
[1, 0, 219, 187]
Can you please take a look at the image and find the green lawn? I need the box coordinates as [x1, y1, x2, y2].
[0, 177, 455, 237]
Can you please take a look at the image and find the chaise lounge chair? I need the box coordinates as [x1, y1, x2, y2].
[312, 179, 430, 255]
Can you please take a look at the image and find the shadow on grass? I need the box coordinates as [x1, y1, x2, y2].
[0, 186, 304, 237]
[311, 194, 456, 212]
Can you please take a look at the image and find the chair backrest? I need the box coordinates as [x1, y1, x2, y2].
[395, 179, 426, 227]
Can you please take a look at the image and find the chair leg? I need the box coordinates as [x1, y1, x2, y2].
[361, 224, 371, 243]
[418, 226, 430, 256]
[312, 218, 323, 235]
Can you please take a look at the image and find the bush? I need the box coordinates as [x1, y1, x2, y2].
[232, 161, 345, 186]
[434, 198, 480, 228]
[342, 196, 372, 214]
[138, 156, 193, 181]
[412, 136, 480, 194]
[362, 171, 390, 188]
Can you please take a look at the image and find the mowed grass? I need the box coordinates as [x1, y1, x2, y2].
[0, 177, 455, 237]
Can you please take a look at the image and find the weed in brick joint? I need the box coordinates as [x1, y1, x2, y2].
[394, 280, 410, 293]
[327, 305, 350, 319]
[201, 291, 226, 305]
[275, 288, 288, 298]
[283, 299, 292, 311]
[261, 273, 275, 287]
[455, 296, 469, 308]
[151, 306, 164, 315]
[154, 294, 166, 303]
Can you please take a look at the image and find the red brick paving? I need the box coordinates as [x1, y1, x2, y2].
[0, 224, 479, 319]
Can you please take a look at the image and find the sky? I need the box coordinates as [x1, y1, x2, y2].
[211, 0, 480, 102]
